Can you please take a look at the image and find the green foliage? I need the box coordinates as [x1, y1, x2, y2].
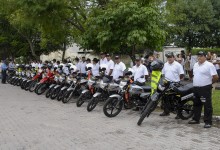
[80, 1, 166, 60]
[166, 0, 220, 51]
[192, 48, 220, 56]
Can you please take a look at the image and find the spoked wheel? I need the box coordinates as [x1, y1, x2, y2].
[45, 87, 53, 98]
[29, 80, 38, 92]
[178, 100, 194, 120]
[35, 83, 47, 95]
[21, 80, 27, 89]
[62, 90, 74, 103]
[137, 100, 158, 126]
[50, 88, 60, 100]
[76, 93, 91, 107]
[57, 89, 66, 101]
[87, 97, 99, 112]
[103, 97, 123, 117]
[25, 81, 32, 91]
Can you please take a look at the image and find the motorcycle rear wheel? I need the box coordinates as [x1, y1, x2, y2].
[178, 100, 194, 120]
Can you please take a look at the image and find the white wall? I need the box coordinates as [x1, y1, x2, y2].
[40, 43, 96, 62]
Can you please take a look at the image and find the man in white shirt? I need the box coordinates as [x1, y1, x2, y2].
[74, 57, 80, 73]
[188, 51, 219, 128]
[99, 52, 108, 65]
[132, 58, 149, 86]
[112, 56, 126, 80]
[79, 56, 87, 77]
[105, 54, 114, 79]
[92, 58, 100, 77]
[160, 52, 184, 117]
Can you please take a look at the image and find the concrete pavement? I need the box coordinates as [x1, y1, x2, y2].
[0, 83, 220, 150]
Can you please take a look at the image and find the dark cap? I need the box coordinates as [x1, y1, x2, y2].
[86, 58, 91, 62]
[92, 58, 99, 63]
[165, 52, 174, 57]
[115, 55, 120, 59]
[82, 56, 85, 58]
[197, 51, 207, 56]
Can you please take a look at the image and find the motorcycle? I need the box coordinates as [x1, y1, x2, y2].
[34, 68, 55, 95]
[28, 68, 45, 92]
[76, 76, 100, 107]
[62, 75, 88, 103]
[86, 75, 121, 112]
[137, 78, 194, 126]
[103, 73, 151, 117]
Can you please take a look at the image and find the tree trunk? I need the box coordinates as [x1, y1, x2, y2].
[26, 38, 39, 60]
[62, 43, 66, 61]
[129, 45, 136, 65]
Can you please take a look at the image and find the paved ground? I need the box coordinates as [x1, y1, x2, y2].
[0, 83, 220, 150]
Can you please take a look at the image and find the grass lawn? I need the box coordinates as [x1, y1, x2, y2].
[213, 90, 220, 116]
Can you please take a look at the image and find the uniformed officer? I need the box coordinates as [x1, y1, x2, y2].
[112, 56, 126, 80]
[188, 51, 219, 128]
[1, 60, 8, 84]
[160, 52, 184, 117]
[132, 58, 149, 86]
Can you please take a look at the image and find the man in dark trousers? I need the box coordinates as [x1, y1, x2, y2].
[1, 60, 8, 84]
[188, 51, 219, 128]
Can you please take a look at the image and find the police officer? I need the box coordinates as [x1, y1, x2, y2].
[1, 60, 8, 84]
[188, 51, 219, 128]
[112, 56, 126, 80]
[160, 52, 184, 117]
[132, 58, 149, 86]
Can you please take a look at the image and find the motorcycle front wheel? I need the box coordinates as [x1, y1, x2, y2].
[87, 97, 99, 112]
[29, 80, 38, 92]
[103, 97, 123, 117]
[35, 83, 47, 95]
[137, 100, 158, 126]
[62, 90, 74, 103]
[50, 87, 60, 100]
[57, 89, 67, 101]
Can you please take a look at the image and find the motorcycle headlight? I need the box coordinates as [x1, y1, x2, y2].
[158, 84, 165, 91]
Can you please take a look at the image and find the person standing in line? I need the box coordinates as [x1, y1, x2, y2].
[112, 56, 126, 80]
[188, 51, 219, 128]
[132, 58, 149, 86]
[99, 52, 108, 65]
[105, 54, 114, 80]
[160, 52, 184, 117]
[1, 60, 8, 84]
[79, 56, 87, 77]
[91, 58, 100, 77]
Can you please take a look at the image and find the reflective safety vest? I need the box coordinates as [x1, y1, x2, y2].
[151, 71, 162, 95]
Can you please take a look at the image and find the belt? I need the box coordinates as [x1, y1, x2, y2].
[194, 84, 212, 88]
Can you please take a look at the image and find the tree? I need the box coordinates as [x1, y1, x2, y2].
[80, 1, 166, 62]
[166, 0, 216, 51]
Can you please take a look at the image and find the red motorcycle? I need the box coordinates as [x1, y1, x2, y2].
[28, 69, 44, 92]
[34, 69, 55, 95]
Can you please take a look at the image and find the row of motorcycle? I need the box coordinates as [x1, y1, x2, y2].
[6, 63, 195, 125]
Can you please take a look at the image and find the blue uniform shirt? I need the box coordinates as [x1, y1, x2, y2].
[1, 63, 8, 71]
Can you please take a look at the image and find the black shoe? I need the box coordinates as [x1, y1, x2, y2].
[175, 116, 180, 119]
[204, 124, 212, 128]
[188, 120, 200, 124]
[160, 112, 170, 116]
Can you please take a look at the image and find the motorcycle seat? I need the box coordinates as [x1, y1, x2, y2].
[175, 83, 193, 95]
[140, 86, 151, 92]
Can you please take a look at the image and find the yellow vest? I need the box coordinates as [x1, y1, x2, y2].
[151, 71, 162, 95]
